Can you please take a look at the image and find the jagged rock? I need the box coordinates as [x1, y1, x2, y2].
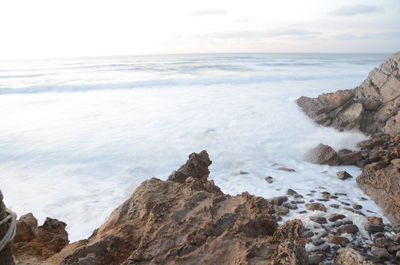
[370, 246, 391, 260]
[304, 144, 339, 165]
[357, 159, 400, 225]
[329, 234, 350, 245]
[337, 224, 359, 234]
[309, 216, 327, 224]
[51, 151, 307, 265]
[337, 171, 353, 180]
[338, 149, 363, 165]
[367, 216, 383, 226]
[13, 216, 69, 263]
[0, 191, 14, 265]
[297, 52, 400, 136]
[365, 224, 385, 234]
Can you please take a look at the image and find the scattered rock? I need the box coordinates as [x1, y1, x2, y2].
[307, 254, 323, 265]
[365, 224, 385, 234]
[239, 170, 249, 175]
[329, 213, 346, 222]
[304, 144, 339, 165]
[338, 149, 363, 165]
[264, 176, 273, 183]
[286, 189, 298, 196]
[306, 203, 327, 212]
[371, 246, 391, 260]
[310, 216, 327, 224]
[367, 216, 384, 226]
[337, 171, 353, 180]
[337, 224, 359, 234]
[329, 234, 350, 245]
[335, 247, 378, 265]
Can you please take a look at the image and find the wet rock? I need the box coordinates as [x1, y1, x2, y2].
[338, 149, 363, 165]
[329, 204, 340, 209]
[304, 144, 339, 165]
[306, 203, 327, 212]
[329, 234, 350, 245]
[308, 254, 323, 265]
[56, 151, 308, 265]
[367, 216, 384, 226]
[366, 224, 385, 234]
[352, 204, 362, 210]
[337, 224, 359, 234]
[312, 238, 325, 246]
[286, 189, 298, 196]
[371, 246, 391, 260]
[264, 176, 273, 183]
[313, 243, 330, 252]
[329, 213, 346, 222]
[337, 171, 353, 180]
[310, 216, 327, 224]
[269, 196, 288, 206]
[277, 167, 296, 172]
[15, 213, 37, 243]
[239, 170, 249, 175]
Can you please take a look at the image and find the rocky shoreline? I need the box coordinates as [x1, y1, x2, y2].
[0, 52, 399, 264]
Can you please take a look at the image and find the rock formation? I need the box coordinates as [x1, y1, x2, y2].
[297, 52, 400, 227]
[15, 151, 307, 265]
[297, 52, 400, 136]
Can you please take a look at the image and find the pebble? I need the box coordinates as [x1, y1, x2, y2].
[329, 234, 350, 245]
[306, 203, 327, 212]
[286, 189, 298, 196]
[337, 170, 353, 180]
[305, 231, 314, 238]
[310, 216, 328, 224]
[340, 201, 351, 206]
[328, 213, 346, 222]
[367, 216, 383, 226]
[329, 204, 340, 209]
[312, 238, 325, 246]
[282, 202, 298, 210]
[239, 171, 249, 175]
[352, 204, 363, 210]
[264, 176, 273, 183]
[337, 224, 359, 234]
[366, 224, 385, 234]
[308, 254, 323, 265]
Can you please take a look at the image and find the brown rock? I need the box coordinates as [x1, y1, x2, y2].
[335, 247, 378, 265]
[337, 224, 359, 234]
[55, 151, 308, 265]
[337, 171, 353, 180]
[337, 149, 363, 165]
[357, 159, 400, 225]
[306, 202, 327, 212]
[329, 234, 350, 245]
[328, 213, 346, 222]
[304, 144, 339, 165]
[367, 216, 384, 226]
[15, 213, 37, 243]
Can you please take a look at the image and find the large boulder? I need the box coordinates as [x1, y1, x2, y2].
[304, 144, 339, 165]
[54, 151, 307, 265]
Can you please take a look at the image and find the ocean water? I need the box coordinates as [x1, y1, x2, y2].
[0, 53, 390, 241]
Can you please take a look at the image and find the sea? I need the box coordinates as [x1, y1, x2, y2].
[0, 53, 390, 241]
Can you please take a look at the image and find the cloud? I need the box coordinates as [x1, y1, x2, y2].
[329, 5, 384, 16]
[333, 31, 400, 41]
[206, 28, 320, 39]
[191, 8, 226, 16]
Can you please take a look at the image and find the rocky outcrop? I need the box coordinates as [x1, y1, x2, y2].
[297, 52, 400, 136]
[46, 151, 307, 265]
[13, 214, 69, 264]
[0, 191, 14, 265]
[297, 52, 400, 230]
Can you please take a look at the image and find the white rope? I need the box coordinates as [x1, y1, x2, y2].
[0, 209, 17, 252]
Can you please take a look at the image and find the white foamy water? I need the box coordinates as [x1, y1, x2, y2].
[0, 53, 390, 241]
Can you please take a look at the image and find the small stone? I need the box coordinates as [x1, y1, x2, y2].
[316, 198, 329, 202]
[343, 220, 353, 225]
[358, 197, 368, 201]
[305, 231, 315, 238]
[297, 210, 307, 214]
[329, 234, 350, 245]
[314, 243, 330, 252]
[387, 244, 400, 253]
[269, 196, 288, 206]
[373, 237, 391, 248]
[371, 246, 391, 260]
[330, 204, 340, 209]
[337, 171, 353, 180]
[308, 254, 323, 265]
[317, 231, 328, 238]
[332, 221, 344, 227]
[329, 213, 346, 222]
[310, 216, 328, 224]
[264, 176, 273, 183]
[294, 194, 303, 199]
[340, 201, 350, 206]
[274, 206, 289, 216]
[352, 204, 362, 210]
[366, 224, 385, 234]
[286, 189, 298, 196]
[337, 224, 359, 234]
[334, 192, 347, 196]
[277, 167, 296, 172]
[239, 171, 249, 175]
[330, 195, 338, 199]
[306, 203, 327, 212]
[367, 216, 383, 226]
[312, 238, 325, 246]
[282, 202, 298, 210]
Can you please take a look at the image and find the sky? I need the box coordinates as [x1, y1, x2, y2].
[0, 0, 399, 59]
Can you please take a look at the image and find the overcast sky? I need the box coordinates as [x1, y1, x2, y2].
[0, 0, 399, 59]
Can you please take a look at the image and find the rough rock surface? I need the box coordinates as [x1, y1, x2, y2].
[13, 214, 69, 264]
[298, 52, 400, 228]
[37, 151, 307, 265]
[303, 144, 339, 165]
[297, 52, 400, 135]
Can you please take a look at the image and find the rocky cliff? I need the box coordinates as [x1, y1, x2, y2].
[297, 52, 400, 136]
[297, 52, 400, 227]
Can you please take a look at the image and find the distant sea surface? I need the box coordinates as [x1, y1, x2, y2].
[0, 53, 390, 240]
